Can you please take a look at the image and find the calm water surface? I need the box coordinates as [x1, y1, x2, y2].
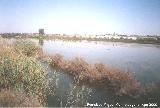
[39, 39, 160, 107]
[42, 40, 160, 83]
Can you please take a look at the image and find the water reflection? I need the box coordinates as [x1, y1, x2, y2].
[39, 39, 160, 107]
[41, 39, 160, 82]
[39, 39, 44, 46]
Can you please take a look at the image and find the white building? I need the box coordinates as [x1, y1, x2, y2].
[103, 34, 121, 39]
[127, 36, 137, 40]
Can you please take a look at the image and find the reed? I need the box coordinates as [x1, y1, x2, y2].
[0, 40, 49, 105]
[66, 84, 92, 107]
[14, 39, 40, 57]
[0, 89, 42, 107]
[46, 53, 140, 96]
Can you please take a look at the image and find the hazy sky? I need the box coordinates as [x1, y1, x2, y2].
[0, 0, 160, 35]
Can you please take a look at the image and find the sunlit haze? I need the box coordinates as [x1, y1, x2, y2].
[0, 0, 160, 35]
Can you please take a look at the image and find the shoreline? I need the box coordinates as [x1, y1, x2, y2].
[27, 36, 160, 45]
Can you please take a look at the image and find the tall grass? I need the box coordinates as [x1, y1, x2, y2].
[45, 53, 140, 96]
[66, 84, 92, 107]
[0, 89, 42, 107]
[0, 39, 49, 106]
[14, 39, 40, 57]
[1, 38, 158, 106]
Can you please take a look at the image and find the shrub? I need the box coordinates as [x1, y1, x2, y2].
[105, 68, 140, 96]
[0, 45, 48, 104]
[50, 53, 64, 67]
[0, 89, 42, 107]
[14, 39, 40, 57]
[46, 53, 140, 96]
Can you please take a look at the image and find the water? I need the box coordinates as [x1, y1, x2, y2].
[42, 40, 160, 83]
[40, 39, 160, 107]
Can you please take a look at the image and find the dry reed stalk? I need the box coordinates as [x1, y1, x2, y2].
[46, 53, 140, 96]
[0, 89, 42, 107]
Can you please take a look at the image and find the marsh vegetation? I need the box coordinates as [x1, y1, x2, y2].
[0, 38, 49, 106]
[0, 37, 159, 107]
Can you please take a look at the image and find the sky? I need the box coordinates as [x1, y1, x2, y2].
[0, 0, 160, 35]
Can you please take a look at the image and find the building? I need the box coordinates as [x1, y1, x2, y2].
[39, 29, 44, 35]
[127, 36, 137, 40]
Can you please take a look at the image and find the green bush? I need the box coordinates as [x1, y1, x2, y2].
[14, 39, 40, 57]
[0, 45, 48, 104]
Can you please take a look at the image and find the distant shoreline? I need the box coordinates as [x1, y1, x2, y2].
[35, 35, 160, 45]
[1, 34, 160, 45]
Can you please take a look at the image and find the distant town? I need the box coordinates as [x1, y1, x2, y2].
[0, 29, 160, 44]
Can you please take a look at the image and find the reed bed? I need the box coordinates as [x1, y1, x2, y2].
[43, 53, 140, 96]
[66, 84, 92, 107]
[0, 89, 42, 107]
[1, 38, 158, 106]
[14, 39, 40, 57]
[0, 39, 49, 106]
